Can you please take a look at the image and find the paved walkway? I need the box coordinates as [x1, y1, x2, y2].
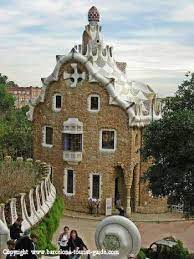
[51, 210, 194, 254]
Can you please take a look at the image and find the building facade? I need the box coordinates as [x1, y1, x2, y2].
[28, 7, 167, 215]
[8, 86, 42, 108]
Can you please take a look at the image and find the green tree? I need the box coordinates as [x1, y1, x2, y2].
[0, 83, 15, 114]
[0, 73, 8, 84]
[143, 73, 194, 214]
[0, 76, 32, 159]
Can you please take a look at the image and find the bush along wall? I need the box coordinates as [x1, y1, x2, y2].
[32, 197, 64, 251]
[138, 240, 194, 259]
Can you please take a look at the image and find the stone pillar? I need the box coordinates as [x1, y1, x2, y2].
[0, 220, 9, 259]
[29, 189, 39, 224]
[9, 198, 18, 224]
[133, 164, 140, 212]
[0, 204, 7, 226]
[20, 193, 31, 231]
[40, 181, 50, 214]
[35, 185, 45, 219]
[124, 166, 134, 217]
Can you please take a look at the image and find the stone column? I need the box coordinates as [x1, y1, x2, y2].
[124, 164, 134, 218]
[20, 193, 32, 231]
[0, 204, 7, 226]
[29, 189, 40, 224]
[40, 181, 50, 213]
[35, 185, 45, 218]
[133, 164, 140, 212]
[9, 198, 18, 224]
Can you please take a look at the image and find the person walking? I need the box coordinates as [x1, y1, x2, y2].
[58, 226, 70, 259]
[9, 217, 23, 240]
[15, 229, 38, 259]
[67, 230, 88, 259]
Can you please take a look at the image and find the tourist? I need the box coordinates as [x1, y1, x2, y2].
[68, 230, 88, 259]
[15, 229, 38, 259]
[9, 217, 23, 240]
[58, 226, 70, 259]
[6, 240, 16, 259]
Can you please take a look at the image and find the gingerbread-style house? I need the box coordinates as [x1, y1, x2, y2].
[28, 7, 166, 215]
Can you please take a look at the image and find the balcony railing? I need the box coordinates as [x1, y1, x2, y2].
[63, 151, 82, 163]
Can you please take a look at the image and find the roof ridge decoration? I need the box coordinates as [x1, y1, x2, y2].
[27, 7, 162, 127]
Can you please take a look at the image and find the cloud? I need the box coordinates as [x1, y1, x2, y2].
[0, 0, 193, 96]
[170, 3, 194, 22]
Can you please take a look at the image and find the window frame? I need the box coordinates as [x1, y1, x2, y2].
[89, 172, 102, 200]
[64, 168, 76, 196]
[99, 129, 117, 152]
[88, 94, 100, 113]
[42, 126, 53, 148]
[53, 93, 62, 112]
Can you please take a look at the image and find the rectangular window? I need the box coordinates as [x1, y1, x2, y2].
[91, 96, 99, 110]
[92, 175, 100, 199]
[101, 130, 115, 150]
[67, 169, 74, 194]
[45, 127, 53, 145]
[56, 95, 62, 109]
[64, 134, 82, 152]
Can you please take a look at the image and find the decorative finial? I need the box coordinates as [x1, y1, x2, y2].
[88, 6, 100, 23]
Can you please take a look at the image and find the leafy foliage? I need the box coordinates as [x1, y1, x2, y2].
[142, 240, 191, 259]
[0, 73, 18, 87]
[143, 73, 194, 213]
[32, 197, 64, 251]
[0, 77, 32, 159]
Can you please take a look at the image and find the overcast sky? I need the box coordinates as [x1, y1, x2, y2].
[0, 0, 194, 96]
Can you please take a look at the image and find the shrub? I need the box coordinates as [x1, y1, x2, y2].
[0, 159, 40, 203]
[137, 249, 147, 259]
[143, 239, 191, 259]
[32, 197, 64, 251]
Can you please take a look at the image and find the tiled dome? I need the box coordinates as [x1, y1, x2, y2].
[88, 6, 100, 22]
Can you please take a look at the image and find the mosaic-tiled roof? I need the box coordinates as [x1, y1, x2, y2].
[27, 7, 162, 127]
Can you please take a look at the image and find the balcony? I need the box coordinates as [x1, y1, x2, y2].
[63, 151, 82, 164]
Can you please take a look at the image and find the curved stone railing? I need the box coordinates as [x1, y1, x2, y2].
[0, 159, 56, 233]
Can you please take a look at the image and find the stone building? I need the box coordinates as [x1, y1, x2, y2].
[28, 7, 166, 216]
[8, 86, 42, 108]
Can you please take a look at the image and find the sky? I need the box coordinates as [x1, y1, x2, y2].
[0, 0, 194, 96]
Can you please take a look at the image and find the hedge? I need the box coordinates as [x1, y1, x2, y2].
[32, 197, 64, 250]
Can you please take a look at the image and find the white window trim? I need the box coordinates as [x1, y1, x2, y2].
[42, 126, 53, 148]
[99, 129, 117, 152]
[87, 94, 100, 113]
[52, 93, 62, 112]
[63, 168, 76, 196]
[89, 172, 102, 200]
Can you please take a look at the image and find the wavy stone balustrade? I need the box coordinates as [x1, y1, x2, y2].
[0, 159, 56, 234]
[20, 193, 32, 231]
[9, 198, 18, 225]
[29, 189, 40, 224]
[0, 203, 7, 226]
